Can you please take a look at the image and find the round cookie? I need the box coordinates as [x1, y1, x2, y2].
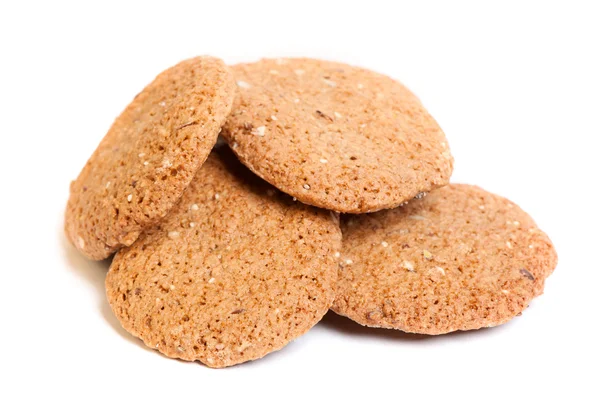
[65, 56, 235, 260]
[221, 58, 453, 213]
[106, 149, 341, 368]
[333, 184, 557, 334]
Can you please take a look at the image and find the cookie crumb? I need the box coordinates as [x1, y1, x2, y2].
[190, 204, 199, 211]
[402, 260, 415, 272]
[334, 112, 342, 118]
[214, 193, 220, 200]
[168, 231, 180, 239]
[334, 252, 341, 258]
[175, 120, 198, 131]
[381, 241, 389, 247]
[316, 110, 333, 121]
[319, 158, 328, 164]
[323, 78, 337, 87]
[423, 250, 433, 260]
[303, 183, 311, 190]
[366, 310, 382, 321]
[345, 259, 353, 265]
[127, 194, 133, 202]
[519, 268, 535, 281]
[506, 241, 513, 249]
[238, 341, 252, 352]
[252, 126, 266, 137]
[105, 181, 111, 189]
[271, 115, 278, 121]
[208, 277, 216, 283]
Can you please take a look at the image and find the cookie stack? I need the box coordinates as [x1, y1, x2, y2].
[65, 56, 557, 368]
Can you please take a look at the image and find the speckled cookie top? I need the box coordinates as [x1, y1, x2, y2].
[333, 184, 557, 334]
[106, 149, 342, 368]
[221, 58, 453, 213]
[65, 56, 235, 260]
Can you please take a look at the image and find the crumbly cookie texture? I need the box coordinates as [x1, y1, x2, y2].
[65, 56, 235, 260]
[333, 184, 557, 334]
[106, 149, 341, 368]
[222, 58, 453, 213]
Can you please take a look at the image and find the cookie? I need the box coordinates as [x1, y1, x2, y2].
[65, 56, 235, 260]
[106, 149, 341, 368]
[221, 58, 453, 213]
[333, 184, 557, 334]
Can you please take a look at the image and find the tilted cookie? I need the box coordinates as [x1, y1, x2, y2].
[221, 58, 453, 213]
[106, 149, 341, 368]
[333, 184, 557, 334]
[65, 56, 235, 260]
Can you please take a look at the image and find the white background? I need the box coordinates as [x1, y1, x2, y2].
[1, 1, 598, 411]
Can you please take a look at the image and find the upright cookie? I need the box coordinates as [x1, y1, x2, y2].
[106, 149, 341, 368]
[221, 58, 453, 213]
[333, 184, 557, 334]
[65, 56, 235, 260]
